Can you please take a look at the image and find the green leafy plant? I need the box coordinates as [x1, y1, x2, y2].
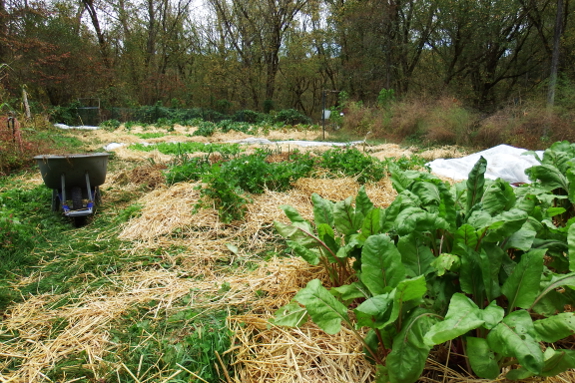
[99, 119, 121, 130]
[273, 149, 575, 382]
[320, 147, 388, 183]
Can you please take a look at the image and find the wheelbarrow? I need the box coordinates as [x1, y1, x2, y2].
[34, 153, 110, 227]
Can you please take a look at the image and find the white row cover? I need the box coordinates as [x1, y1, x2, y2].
[427, 144, 544, 184]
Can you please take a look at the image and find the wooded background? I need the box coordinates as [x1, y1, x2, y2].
[0, 0, 572, 116]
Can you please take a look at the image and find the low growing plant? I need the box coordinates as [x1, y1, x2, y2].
[273, 148, 575, 382]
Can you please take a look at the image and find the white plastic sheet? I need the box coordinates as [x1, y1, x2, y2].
[427, 144, 544, 184]
[54, 123, 101, 130]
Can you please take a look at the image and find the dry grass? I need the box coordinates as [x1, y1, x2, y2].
[5, 126, 575, 383]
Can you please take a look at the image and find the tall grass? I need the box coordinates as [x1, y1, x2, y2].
[338, 96, 575, 149]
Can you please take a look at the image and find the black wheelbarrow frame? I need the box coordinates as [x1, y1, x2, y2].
[34, 153, 110, 226]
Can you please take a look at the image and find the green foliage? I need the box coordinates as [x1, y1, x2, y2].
[130, 141, 242, 157]
[193, 120, 217, 136]
[377, 88, 396, 108]
[273, 109, 312, 125]
[48, 101, 82, 125]
[273, 142, 575, 382]
[196, 151, 315, 223]
[99, 119, 121, 130]
[320, 147, 387, 183]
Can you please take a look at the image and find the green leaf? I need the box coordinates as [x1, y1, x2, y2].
[530, 272, 575, 311]
[334, 196, 362, 236]
[483, 209, 529, 243]
[384, 275, 427, 329]
[286, 240, 320, 265]
[360, 207, 382, 240]
[424, 293, 485, 346]
[360, 234, 407, 295]
[280, 204, 308, 224]
[431, 253, 460, 276]
[467, 337, 500, 379]
[386, 309, 437, 383]
[568, 224, 575, 272]
[487, 310, 543, 375]
[478, 245, 503, 302]
[453, 224, 478, 255]
[466, 156, 487, 215]
[459, 246, 485, 298]
[534, 313, 575, 343]
[480, 300, 505, 330]
[312, 193, 334, 227]
[271, 302, 308, 327]
[501, 248, 546, 309]
[332, 282, 369, 302]
[294, 279, 349, 335]
[540, 348, 575, 377]
[525, 164, 569, 192]
[506, 348, 575, 379]
[398, 234, 435, 277]
[355, 293, 394, 328]
[481, 179, 516, 216]
[355, 185, 374, 217]
[504, 223, 537, 252]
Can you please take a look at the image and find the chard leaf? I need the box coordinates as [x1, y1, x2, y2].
[360, 207, 382, 240]
[533, 313, 575, 342]
[431, 253, 460, 276]
[506, 348, 575, 379]
[271, 302, 308, 327]
[459, 246, 485, 298]
[531, 272, 575, 313]
[280, 204, 308, 224]
[453, 224, 478, 254]
[487, 310, 543, 375]
[539, 348, 575, 377]
[355, 186, 374, 217]
[504, 223, 537, 252]
[332, 282, 369, 302]
[481, 179, 516, 216]
[479, 245, 503, 302]
[467, 336, 500, 379]
[483, 209, 529, 243]
[525, 164, 569, 192]
[286, 240, 320, 265]
[397, 210, 447, 236]
[411, 181, 441, 211]
[568, 224, 575, 272]
[381, 192, 421, 232]
[501, 248, 546, 309]
[312, 193, 334, 227]
[424, 293, 485, 346]
[384, 275, 427, 329]
[361, 234, 406, 295]
[387, 309, 437, 383]
[294, 279, 349, 335]
[398, 234, 435, 277]
[480, 300, 505, 330]
[334, 196, 362, 236]
[354, 293, 394, 328]
[466, 156, 487, 215]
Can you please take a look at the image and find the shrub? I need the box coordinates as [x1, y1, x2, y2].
[100, 119, 121, 130]
[273, 109, 312, 125]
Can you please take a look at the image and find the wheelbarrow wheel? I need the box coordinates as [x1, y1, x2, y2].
[51, 190, 60, 212]
[71, 187, 83, 210]
[73, 216, 87, 228]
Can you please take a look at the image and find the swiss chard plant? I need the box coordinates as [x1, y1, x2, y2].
[272, 146, 575, 382]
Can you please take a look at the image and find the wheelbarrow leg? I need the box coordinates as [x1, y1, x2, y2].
[51, 189, 60, 212]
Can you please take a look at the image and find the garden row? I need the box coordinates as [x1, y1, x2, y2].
[272, 141, 575, 382]
[128, 143, 427, 223]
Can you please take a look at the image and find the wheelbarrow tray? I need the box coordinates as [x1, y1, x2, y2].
[33, 153, 109, 190]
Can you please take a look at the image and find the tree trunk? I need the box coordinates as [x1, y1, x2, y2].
[547, 0, 564, 107]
